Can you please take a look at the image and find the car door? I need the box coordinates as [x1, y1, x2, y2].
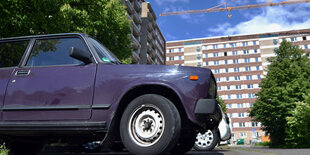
[3, 36, 96, 121]
[0, 39, 30, 120]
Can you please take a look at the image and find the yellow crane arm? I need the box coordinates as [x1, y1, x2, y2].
[160, 0, 310, 16]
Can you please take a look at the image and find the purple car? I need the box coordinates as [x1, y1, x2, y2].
[0, 33, 221, 155]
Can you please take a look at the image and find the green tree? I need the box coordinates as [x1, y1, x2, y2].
[286, 94, 310, 147]
[250, 40, 310, 146]
[0, 0, 132, 61]
[217, 95, 226, 113]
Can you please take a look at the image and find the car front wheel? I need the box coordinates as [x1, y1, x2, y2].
[194, 129, 219, 151]
[120, 94, 181, 155]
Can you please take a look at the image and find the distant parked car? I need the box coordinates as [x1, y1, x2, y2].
[194, 108, 232, 151]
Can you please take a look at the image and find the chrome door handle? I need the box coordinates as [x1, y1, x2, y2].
[15, 70, 30, 76]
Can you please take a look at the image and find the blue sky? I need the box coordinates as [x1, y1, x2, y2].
[147, 0, 310, 41]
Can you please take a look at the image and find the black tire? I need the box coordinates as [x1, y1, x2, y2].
[194, 129, 219, 151]
[120, 94, 181, 155]
[7, 141, 44, 155]
[170, 128, 196, 154]
[108, 142, 125, 152]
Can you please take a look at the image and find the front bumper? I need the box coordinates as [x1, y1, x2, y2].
[194, 99, 222, 130]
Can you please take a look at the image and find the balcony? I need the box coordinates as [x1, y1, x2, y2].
[132, 51, 140, 64]
[147, 12, 153, 21]
[125, 0, 134, 14]
[146, 54, 154, 64]
[147, 42, 152, 54]
[147, 32, 152, 42]
[132, 12, 142, 24]
[131, 34, 140, 50]
[133, 0, 141, 12]
[147, 22, 152, 32]
[152, 40, 156, 48]
[152, 49, 157, 59]
[152, 20, 157, 28]
[131, 22, 140, 37]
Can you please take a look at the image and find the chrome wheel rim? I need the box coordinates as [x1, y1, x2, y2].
[195, 130, 214, 148]
[128, 104, 165, 147]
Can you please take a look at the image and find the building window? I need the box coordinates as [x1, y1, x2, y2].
[243, 50, 249, 54]
[255, 57, 259, 62]
[214, 61, 219, 65]
[239, 122, 245, 127]
[303, 36, 307, 41]
[196, 46, 201, 52]
[179, 48, 182, 52]
[236, 85, 241, 89]
[290, 37, 297, 42]
[233, 59, 239, 64]
[169, 49, 174, 53]
[213, 44, 218, 49]
[234, 68, 239, 72]
[252, 122, 258, 127]
[250, 103, 254, 107]
[236, 94, 242, 99]
[229, 113, 233, 118]
[248, 93, 255, 98]
[179, 56, 182, 60]
[169, 57, 174, 61]
[203, 45, 208, 50]
[237, 103, 243, 108]
[213, 53, 219, 57]
[205, 62, 209, 66]
[197, 54, 201, 60]
[197, 62, 201, 67]
[230, 43, 236, 47]
[205, 54, 208, 58]
[242, 42, 248, 46]
[245, 67, 251, 71]
[238, 113, 245, 117]
[246, 75, 252, 80]
[253, 41, 257, 45]
[254, 49, 258, 53]
[227, 86, 230, 90]
[232, 51, 238, 55]
[240, 132, 247, 138]
[218, 87, 221, 90]
[256, 66, 260, 70]
[225, 60, 228, 64]
[224, 44, 226, 48]
[235, 76, 240, 80]
[216, 78, 221, 82]
[247, 84, 253, 89]
[257, 75, 261, 79]
[214, 69, 220, 74]
[224, 52, 227, 56]
[244, 58, 250, 63]
[227, 95, 231, 99]
[305, 45, 308, 49]
[273, 39, 278, 45]
[227, 104, 232, 109]
[226, 68, 229, 73]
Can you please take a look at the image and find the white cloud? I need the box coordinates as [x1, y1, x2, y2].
[208, 4, 310, 36]
[153, 0, 189, 6]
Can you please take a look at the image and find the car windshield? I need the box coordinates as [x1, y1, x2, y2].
[87, 37, 121, 64]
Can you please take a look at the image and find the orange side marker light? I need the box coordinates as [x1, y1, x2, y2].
[190, 75, 199, 81]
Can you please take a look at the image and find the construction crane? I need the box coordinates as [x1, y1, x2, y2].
[160, 0, 310, 17]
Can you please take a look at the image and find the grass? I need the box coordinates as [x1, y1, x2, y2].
[0, 143, 9, 155]
[255, 142, 271, 147]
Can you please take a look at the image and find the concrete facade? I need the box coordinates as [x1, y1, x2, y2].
[166, 28, 310, 144]
[123, 0, 166, 64]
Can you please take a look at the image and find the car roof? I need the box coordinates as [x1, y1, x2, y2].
[0, 33, 88, 41]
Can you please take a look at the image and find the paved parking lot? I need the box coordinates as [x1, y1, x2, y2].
[37, 145, 310, 155]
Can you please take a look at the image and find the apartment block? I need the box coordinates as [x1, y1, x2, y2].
[166, 28, 310, 144]
[123, 0, 166, 64]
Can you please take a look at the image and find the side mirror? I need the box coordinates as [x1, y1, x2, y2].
[69, 47, 93, 64]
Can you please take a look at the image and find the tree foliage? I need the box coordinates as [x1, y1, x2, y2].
[217, 95, 226, 113]
[250, 40, 310, 146]
[0, 0, 132, 60]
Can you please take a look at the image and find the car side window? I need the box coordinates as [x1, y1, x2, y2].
[26, 37, 88, 67]
[0, 40, 29, 68]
